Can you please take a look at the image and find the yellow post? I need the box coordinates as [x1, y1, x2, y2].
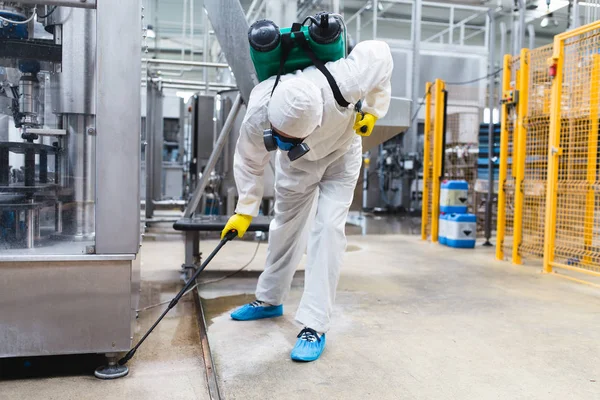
[583, 55, 600, 263]
[496, 54, 512, 261]
[431, 79, 445, 243]
[512, 68, 521, 179]
[543, 37, 565, 274]
[512, 48, 530, 265]
[421, 82, 433, 240]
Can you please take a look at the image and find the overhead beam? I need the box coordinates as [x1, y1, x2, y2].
[16, 0, 96, 8]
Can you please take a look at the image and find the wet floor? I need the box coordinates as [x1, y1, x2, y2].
[346, 212, 422, 236]
[201, 293, 256, 328]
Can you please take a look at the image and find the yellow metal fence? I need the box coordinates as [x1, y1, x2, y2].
[521, 44, 553, 260]
[545, 22, 600, 275]
[495, 21, 600, 279]
[496, 54, 520, 261]
[422, 82, 434, 240]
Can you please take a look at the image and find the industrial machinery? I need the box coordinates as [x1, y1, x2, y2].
[0, 0, 142, 373]
[187, 90, 276, 217]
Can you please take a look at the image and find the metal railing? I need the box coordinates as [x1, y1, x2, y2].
[345, 0, 489, 47]
[497, 46, 552, 264]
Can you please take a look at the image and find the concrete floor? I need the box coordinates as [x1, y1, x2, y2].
[200, 235, 600, 400]
[2, 224, 600, 399]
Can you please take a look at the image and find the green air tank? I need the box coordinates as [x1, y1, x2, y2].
[248, 13, 346, 82]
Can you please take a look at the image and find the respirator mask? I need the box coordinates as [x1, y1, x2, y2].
[263, 127, 311, 162]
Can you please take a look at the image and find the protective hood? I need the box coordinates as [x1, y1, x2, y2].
[267, 77, 324, 139]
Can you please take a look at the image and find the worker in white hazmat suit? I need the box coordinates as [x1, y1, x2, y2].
[221, 40, 393, 362]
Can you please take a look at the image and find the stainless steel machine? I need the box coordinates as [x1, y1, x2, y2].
[0, 0, 142, 369]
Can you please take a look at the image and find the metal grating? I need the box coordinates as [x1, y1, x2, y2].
[520, 44, 553, 259]
[443, 84, 482, 215]
[552, 29, 600, 272]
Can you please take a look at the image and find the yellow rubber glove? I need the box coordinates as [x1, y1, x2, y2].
[221, 214, 253, 239]
[353, 112, 377, 137]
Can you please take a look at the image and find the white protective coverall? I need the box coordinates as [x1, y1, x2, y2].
[233, 40, 393, 332]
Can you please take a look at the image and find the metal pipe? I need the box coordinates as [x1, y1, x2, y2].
[203, 7, 209, 94]
[152, 78, 236, 88]
[499, 20, 507, 115]
[518, 0, 525, 52]
[250, 0, 266, 21]
[512, 18, 519, 55]
[183, 94, 242, 218]
[55, 202, 63, 233]
[182, 0, 188, 62]
[142, 83, 227, 91]
[409, 0, 422, 156]
[373, 0, 378, 39]
[143, 58, 229, 68]
[499, 21, 507, 61]
[356, 12, 361, 42]
[35, 209, 41, 240]
[15, 0, 96, 9]
[346, 4, 368, 24]
[484, 10, 490, 50]
[449, 6, 454, 44]
[572, 0, 580, 29]
[190, 0, 195, 62]
[424, 10, 488, 43]
[145, 78, 155, 219]
[332, 0, 340, 14]
[143, 64, 194, 72]
[377, 17, 483, 30]
[364, 0, 488, 12]
[26, 209, 34, 249]
[463, 29, 486, 42]
[406, 0, 422, 210]
[484, 11, 496, 245]
[245, 0, 260, 20]
[362, 153, 370, 210]
[527, 24, 535, 50]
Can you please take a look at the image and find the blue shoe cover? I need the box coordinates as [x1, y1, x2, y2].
[230, 300, 283, 321]
[290, 327, 326, 362]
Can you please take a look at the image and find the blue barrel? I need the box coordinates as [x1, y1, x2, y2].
[440, 180, 469, 214]
[438, 214, 448, 245]
[445, 213, 476, 249]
